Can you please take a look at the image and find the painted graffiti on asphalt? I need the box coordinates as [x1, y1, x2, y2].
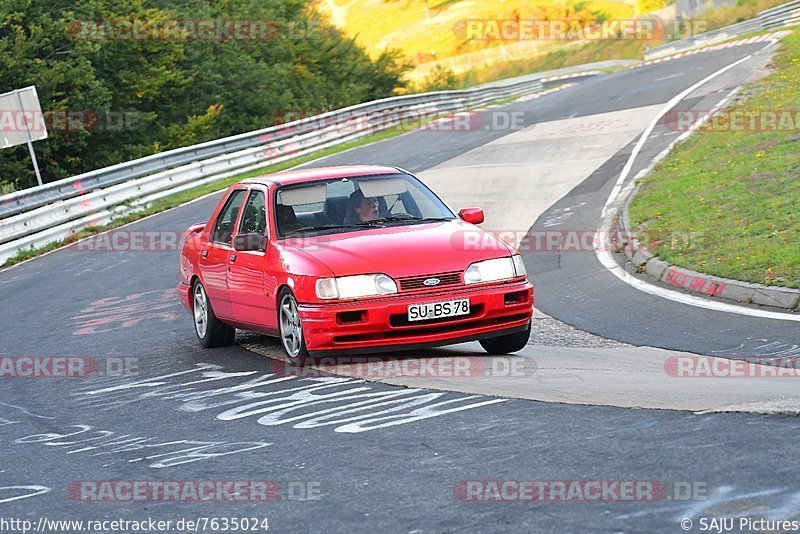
[0, 402, 269, 469]
[710, 338, 800, 357]
[71, 289, 180, 335]
[71, 363, 507, 433]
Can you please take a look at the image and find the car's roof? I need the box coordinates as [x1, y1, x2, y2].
[240, 165, 403, 187]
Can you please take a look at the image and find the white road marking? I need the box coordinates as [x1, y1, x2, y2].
[602, 55, 752, 218]
[420, 104, 665, 247]
[0, 486, 51, 504]
[595, 250, 800, 321]
[596, 53, 800, 322]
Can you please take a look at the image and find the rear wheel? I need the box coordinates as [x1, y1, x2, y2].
[479, 322, 531, 354]
[193, 280, 235, 348]
[278, 288, 310, 365]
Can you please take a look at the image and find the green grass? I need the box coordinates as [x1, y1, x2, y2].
[458, 39, 645, 87]
[629, 28, 800, 289]
[697, 0, 793, 34]
[322, 0, 788, 87]
[319, 0, 642, 79]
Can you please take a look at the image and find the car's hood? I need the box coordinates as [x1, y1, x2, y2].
[281, 220, 514, 278]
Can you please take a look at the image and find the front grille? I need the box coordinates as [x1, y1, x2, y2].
[398, 271, 462, 292]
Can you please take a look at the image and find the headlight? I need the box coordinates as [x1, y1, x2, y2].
[464, 255, 525, 284]
[315, 274, 398, 299]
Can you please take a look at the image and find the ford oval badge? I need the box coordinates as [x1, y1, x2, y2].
[423, 278, 441, 286]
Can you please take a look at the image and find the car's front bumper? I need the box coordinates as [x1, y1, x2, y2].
[298, 280, 533, 356]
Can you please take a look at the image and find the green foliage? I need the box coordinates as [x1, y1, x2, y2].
[420, 64, 458, 91]
[0, 0, 409, 190]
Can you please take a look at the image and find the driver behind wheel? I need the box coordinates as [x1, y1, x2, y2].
[344, 188, 380, 224]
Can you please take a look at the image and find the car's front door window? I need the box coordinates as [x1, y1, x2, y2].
[238, 190, 267, 236]
[211, 189, 248, 245]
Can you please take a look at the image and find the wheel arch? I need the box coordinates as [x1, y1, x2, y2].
[276, 283, 294, 306]
[188, 275, 202, 311]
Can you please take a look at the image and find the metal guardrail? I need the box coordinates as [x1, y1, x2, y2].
[0, 76, 549, 263]
[0, 85, 515, 219]
[3, 0, 796, 264]
[644, 0, 800, 59]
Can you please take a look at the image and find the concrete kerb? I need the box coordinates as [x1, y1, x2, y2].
[616, 180, 800, 311]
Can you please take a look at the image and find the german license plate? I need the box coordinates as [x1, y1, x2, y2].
[408, 299, 470, 322]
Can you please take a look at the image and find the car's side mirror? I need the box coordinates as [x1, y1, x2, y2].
[233, 233, 267, 252]
[458, 208, 484, 225]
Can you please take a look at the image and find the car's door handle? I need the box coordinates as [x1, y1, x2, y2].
[201, 250, 209, 259]
[229, 253, 237, 263]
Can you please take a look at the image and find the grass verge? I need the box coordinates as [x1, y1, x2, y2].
[628, 28, 800, 289]
[459, 39, 645, 87]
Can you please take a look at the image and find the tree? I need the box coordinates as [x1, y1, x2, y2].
[0, 0, 409, 191]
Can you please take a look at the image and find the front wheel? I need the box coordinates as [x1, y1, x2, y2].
[278, 288, 310, 365]
[479, 322, 531, 354]
[193, 280, 235, 348]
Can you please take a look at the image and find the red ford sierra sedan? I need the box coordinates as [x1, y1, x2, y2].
[177, 165, 534, 363]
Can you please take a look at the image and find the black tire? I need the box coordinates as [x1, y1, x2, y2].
[192, 280, 235, 348]
[479, 321, 531, 354]
[277, 288, 311, 366]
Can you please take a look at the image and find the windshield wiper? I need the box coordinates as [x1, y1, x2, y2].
[358, 216, 453, 226]
[283, 224, 365, 235]
[285, 217, 454, 234]
[412, 217, 453, 222]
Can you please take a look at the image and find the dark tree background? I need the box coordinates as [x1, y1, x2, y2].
[0, 0, 409, 191]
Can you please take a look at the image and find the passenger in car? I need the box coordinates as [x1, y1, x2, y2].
[276, 204, 302, 234]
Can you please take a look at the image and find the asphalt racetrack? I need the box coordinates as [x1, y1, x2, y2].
[1, 39, 798, 532]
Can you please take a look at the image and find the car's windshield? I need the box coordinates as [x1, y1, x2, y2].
[274, 173, 455, 237]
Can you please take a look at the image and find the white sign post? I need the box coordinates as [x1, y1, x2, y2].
[0, 86, 48, 186]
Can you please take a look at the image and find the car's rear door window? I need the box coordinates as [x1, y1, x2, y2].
[211, 189, 248, 245]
